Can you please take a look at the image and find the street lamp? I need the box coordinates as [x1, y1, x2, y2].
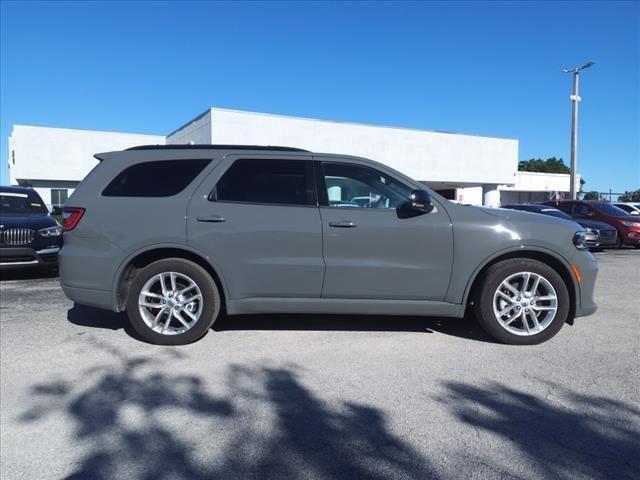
[562, 61, 595, 200]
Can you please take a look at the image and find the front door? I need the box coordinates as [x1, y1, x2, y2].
[187, 154, 324, 300]
[317, 159, 454, 301]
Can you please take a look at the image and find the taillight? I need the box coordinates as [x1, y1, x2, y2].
[62, 207, 85, 232]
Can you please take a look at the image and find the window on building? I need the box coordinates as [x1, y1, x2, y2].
[51, 189, 69, 207]
[212, 158, 315, 206]
[102, 159, 211, 197]
[321, 162, 412, 209]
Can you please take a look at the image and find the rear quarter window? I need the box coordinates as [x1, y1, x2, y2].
[102, 159, 210, 197]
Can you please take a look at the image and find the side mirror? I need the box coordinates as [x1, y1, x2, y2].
[398, 189, 434, 218]
[51, 206, 62, 216]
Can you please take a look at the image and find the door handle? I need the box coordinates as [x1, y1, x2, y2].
[197, 215, 226, 223]
[329, 220, 357, 228]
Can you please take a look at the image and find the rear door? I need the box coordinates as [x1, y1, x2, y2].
[316, 158, 453, 301]
[187, 154, 324, 300]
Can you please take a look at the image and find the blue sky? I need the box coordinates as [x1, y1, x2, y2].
[1, 1, 638, 193]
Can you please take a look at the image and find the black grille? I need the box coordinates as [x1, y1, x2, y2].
[0, 228, 35, 246]
[599, 230, 616, 238]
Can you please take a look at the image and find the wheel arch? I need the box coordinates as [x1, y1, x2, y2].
[463, 248, 578, 324]
[113, 245, 229, 312]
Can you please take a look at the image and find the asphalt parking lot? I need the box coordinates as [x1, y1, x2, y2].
[1, 250, 639, 480]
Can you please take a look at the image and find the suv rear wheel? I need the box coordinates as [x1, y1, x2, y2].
[474, 258, 570, 345]
[126, 258, 220, 345]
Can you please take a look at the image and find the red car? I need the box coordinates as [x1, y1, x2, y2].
[547, 200, 640, 248]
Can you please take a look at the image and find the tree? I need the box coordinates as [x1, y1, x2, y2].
[618, 189, 640, 202]
[518, 157, 570, 174]
[583, 191, 601, 200]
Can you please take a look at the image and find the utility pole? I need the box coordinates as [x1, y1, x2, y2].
[562, 61, 595, 200]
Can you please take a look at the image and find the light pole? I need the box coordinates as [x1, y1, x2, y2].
[562, 61, 595, 200]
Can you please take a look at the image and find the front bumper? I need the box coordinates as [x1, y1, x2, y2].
[0, 246, 60, 268]
[622, 229, 640, 245]
[572, 250, 598, 318]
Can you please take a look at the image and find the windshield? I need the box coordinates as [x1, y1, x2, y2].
[0, 190, 48, 215]
[592, 202, 630, 216]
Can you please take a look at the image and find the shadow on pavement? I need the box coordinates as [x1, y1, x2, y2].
[439, 380, 640, 480]
[214, 312, 495, 343]
[18, 340, 436, 479]
[68, 303, 495, 344]
[0, 267, 58, 281]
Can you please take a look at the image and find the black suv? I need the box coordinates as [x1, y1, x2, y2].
[0, 186, 62, 269]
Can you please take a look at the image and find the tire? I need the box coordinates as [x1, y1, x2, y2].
[614, 234, 623, 249]
[474, 258, 570, 345]
[126, 258, 221, 345]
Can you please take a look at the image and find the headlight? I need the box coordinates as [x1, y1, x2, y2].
[573, 231, 587, 249]
[39, 225, 62, 237]
[621, 221, 640, 227]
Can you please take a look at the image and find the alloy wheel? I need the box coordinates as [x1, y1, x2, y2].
[492, 271, 558, 336]
[138, 271, 204, 335]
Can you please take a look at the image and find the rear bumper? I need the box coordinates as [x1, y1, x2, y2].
[60, 283, 114, 311]
[0, 246, 60, 268]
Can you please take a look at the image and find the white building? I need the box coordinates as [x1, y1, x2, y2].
[6, 107, 573, 208]
[8, 125, 164, 207]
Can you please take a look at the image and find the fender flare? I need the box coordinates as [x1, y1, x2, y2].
[110, 243, 231, 311]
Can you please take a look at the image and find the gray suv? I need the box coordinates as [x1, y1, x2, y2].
[60, 145, 598, 346]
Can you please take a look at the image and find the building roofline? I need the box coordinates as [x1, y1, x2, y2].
[166, 109, 212, 138]
[209, 107, 519, 142]
[12, 124, 164, 138]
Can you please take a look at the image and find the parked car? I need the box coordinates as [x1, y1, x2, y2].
[546, 200, 640, 248]
[501, 203, 618, 249]
[612, 202, 640, 216]
[0, 186, 62, 269]
[60, 145, 598, 346]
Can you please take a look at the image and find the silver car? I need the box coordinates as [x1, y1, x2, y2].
[59, 145, 598, 346]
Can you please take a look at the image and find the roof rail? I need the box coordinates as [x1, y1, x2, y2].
[125, 144, 310, 152]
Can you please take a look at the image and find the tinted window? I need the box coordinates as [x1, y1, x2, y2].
[573, 203, 592, 217]
[615, 204, 633, 213]
[555, 202, 574, 215]
[103, 159, 210, 197]
[213, 158, 314, 206]
[592, 202, 630, 216]
[321, 162, 412, 209]
[0, 189, 47, 214]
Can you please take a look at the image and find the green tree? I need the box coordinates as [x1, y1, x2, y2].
[583, 191, 601, 200]
[618, 189, 640, 202]
[518, 157, 570, 174]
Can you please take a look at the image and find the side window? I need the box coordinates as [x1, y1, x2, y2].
[573, 203, 591, 217]
[555, 202, 573, 215]
[616, 204, 633, 213]
[212, 158, 315, 206]
[321, 162, 412, 209]
[103, 159, 211, 197]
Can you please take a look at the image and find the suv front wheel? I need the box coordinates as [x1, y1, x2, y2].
[126, 258, 221, 345]
[474, 258, 570, 345]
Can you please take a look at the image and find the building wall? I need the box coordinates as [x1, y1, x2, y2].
[499, 171, 579, 194]
[8, 125, 164, 185]
[166, 110, 212, 145]
[201, 108, 518, 186]
[8, 125, 164, 208]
